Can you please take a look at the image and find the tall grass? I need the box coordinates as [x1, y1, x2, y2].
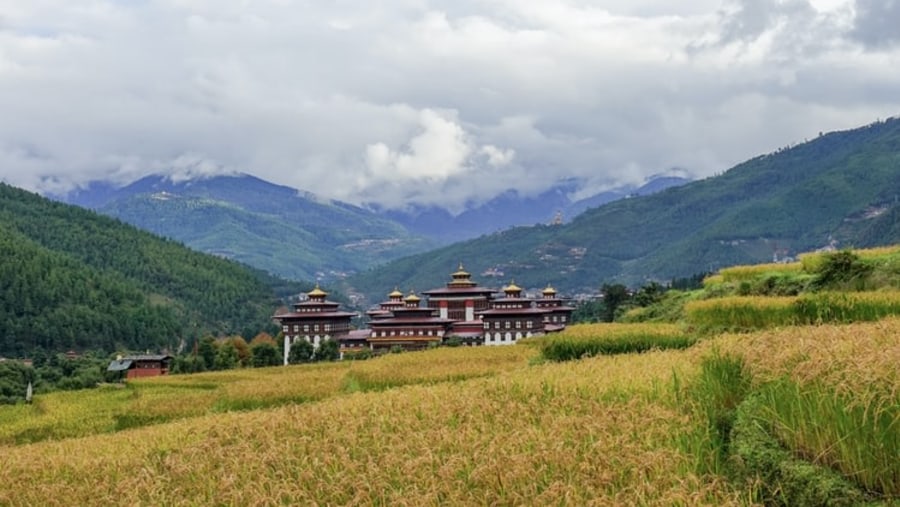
[686, 292, 900, 331]
[539, 323, 696, 361]
[685, 296, 798, 331]
[793, 291, 900, 323]
[759, 379, 899, 496]
[703, 319, 900, 500]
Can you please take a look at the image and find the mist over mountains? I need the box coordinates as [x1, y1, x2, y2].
[347, 117, 900, 301]
[50, 171, 686, 282]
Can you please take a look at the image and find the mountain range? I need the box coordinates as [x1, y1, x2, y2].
[54, 172, 689, 282]
[58, 174, 435, 282]
[345, 117, 900, 302]
[375, 173, 691, 244]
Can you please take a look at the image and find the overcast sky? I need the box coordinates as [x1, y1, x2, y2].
[1, 0, 899, 212]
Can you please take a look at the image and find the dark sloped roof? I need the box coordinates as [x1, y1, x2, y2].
[124, 354, 172, 361]
[107, 359, 133, 372]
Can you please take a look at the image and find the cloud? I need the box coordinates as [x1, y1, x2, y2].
[850, 0, 900, 49]
[0, 1, 898, 212]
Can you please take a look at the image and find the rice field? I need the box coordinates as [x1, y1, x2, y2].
[0, 346, 747, 506]
[3, 265, 900, 504]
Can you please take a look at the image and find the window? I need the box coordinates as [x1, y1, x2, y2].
[324, 323, 331, 332]
[504, 321, 511, 329]
[484, 322, 490, 329]
[561, 316, 567, 323]
[314, 324, 320, 332]
[515, 321, 522, 329]
[303, 325, 309, 333]
[282, 326, 289, 332]
[293, 325, 299, 332]
[494, 322, 500, 329]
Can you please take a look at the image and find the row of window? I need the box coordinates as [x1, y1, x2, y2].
[484, 332, 523, 342]
[482, 320, 536, 330]
[371, 329, 445, 337]
[282, 323, 336, 333]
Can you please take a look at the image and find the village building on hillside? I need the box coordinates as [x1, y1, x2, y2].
[273, 264, 574, 359]
[107, 354, 173, 379]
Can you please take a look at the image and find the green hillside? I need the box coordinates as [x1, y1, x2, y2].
[347, 118, 900, 299]
[0, 183, 307, 357]
[92, 174, 434, 281]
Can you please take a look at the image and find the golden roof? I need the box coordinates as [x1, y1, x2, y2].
[542, 285, 557, 296]
[389, 287, 404, 298]
[503, 280, 523, 293]
[404, 291, 421, 303]
[451, 262, 470, 278]
[307, 283, 328, 298]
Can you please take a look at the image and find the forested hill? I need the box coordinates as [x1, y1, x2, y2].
[346, 117, 900, 299]
[0, 183, 307, 358]
[60, 173, 435, 282]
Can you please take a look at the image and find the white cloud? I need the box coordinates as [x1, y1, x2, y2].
[0, 0, 898, 210]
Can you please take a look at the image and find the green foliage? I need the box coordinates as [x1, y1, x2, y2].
[571, 300, 606, 324]
[316, 339, 340, 362]
[0, 361, 33, 405]
[197, 337, 218, 371]
[342, 349, 374, 361]
[288, 339, 315, 364]
[810, 249, 874, 290]
[444, 336, 463, 347]
[94, 175, 435, 282]
[0, 183, 291, 357]
[171, 355, 206, 374]
[250, 342, 281, 367]
[599, 283, 630, 322]
[213, 342, 239, 371]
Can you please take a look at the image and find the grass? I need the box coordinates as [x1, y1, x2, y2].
[538, 323, 697, 361]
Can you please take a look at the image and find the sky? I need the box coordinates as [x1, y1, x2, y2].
[1, 0, 899, 213]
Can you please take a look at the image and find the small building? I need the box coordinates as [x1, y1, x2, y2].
[107, 354, 173, 379]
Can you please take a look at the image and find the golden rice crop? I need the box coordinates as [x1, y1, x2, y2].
[703, 318, 900, 400]
[685, 296, 798, 331]
[0, 350, 744, 506]
[0, 346, 534, 445]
